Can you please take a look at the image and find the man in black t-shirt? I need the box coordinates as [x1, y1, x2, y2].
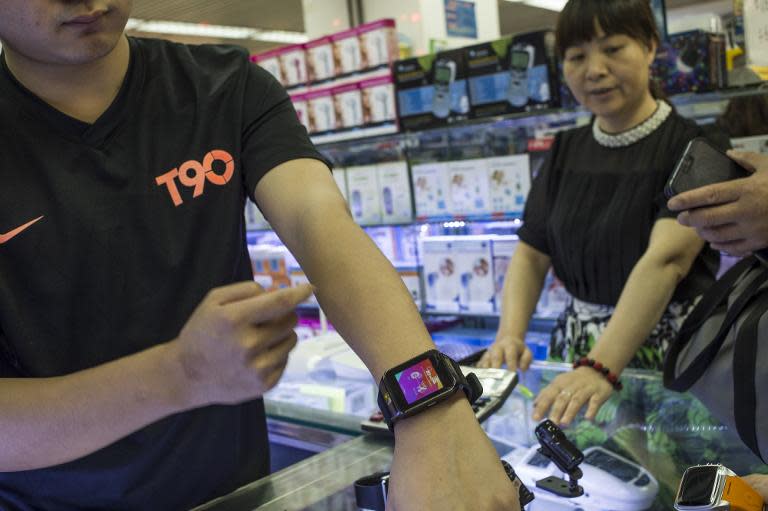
[0, 1, 519, 510]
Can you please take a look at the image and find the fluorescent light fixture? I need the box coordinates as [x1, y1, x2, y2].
[126, 18, 309, 44]
[503, 0, 568, 11]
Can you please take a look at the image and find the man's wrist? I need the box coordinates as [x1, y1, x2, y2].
[392, 392, 475, 439]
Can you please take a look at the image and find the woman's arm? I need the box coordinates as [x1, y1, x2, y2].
[478, 242, 551, 370]
[533, 218, 705, 425]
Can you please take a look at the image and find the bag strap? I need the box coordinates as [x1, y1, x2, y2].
[732, 290, 768, 462]
[664, 257, 768, 391]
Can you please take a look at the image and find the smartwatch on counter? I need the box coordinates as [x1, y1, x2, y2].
[377, 349, 483, 432]
[674, 464, 764, 511]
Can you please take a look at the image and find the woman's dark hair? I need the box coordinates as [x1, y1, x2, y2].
[556, 0, 660, 57]
[556, 0, 664, 98]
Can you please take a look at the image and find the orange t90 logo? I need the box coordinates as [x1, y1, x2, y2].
[155, 149, 235, 206]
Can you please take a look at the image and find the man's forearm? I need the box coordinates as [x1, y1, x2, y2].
[286, 204, 434, 381]
[0, 341, 187, 471]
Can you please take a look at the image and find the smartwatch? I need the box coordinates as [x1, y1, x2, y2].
[674, 464, 764, 511]
[377, 349, 483, 432]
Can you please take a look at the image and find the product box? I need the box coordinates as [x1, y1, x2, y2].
[290, 93, 310, 131]
[432, 48, 471, 123]
[346, 165, 382, 225]
[251, 49, 284, 85]
[454, 236, 495, 314]
[491, 236, 519, 313]
[465, 36, 520, 118]
[411, 161, 451, 219]
[508, 30, 561, 111]
[331, 28, 363, 75]
[361, 76, 397, 125]
[248, 245, 292, 291]
[421, 236, 461, 312]
[305, 36, 336, 82]
[398, 266, 423, 309]
[652, 30, 727, 94]
[357, 18, 399, 69]
[244, 199, 270, 231]
[446, 159, 490, 216]
[378, 161, 413, 223]
[332, 83, 364, 129]
[279, 44, 309, 87]
[393, 55, 438, 130]
[486, 154, 531, 216]
[306, 87, 337, 133]
[366, 226, 398, 261]
[332, 167, 348, 202]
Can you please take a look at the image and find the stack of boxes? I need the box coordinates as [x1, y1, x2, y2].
[251, 19, 399, 135]
[411, 154, 531, 221]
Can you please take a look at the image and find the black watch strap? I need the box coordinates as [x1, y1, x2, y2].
[354, 471, 389, 511]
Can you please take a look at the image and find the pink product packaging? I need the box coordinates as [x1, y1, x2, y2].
[305, 36, 336, 82]
[278, 44, 308, 87]
[251, 49, 284, 85]
[290, 93, 310, 131]
[305, 87, 337, 133]
[331, 28, 363, 75]
[357, 19, 398, 69]
[332, 83, 364, 129]
[360, 75, 396, 124]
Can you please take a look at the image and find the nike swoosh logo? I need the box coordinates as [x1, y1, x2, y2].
[0, 216, 44, 244]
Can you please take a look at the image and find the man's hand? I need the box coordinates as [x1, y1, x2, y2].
[532, 367, 613, 427]
[668, 151, 768, 256]
[742, 473, 768, 501]
[170, 282, 313, 407]
[385, 395, 521, 511]
[477, 334, 533, 372]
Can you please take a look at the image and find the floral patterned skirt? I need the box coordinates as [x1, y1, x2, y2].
[549, 297, 699, 370]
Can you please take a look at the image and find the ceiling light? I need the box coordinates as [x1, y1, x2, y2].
[504, 0, 568, 11]
[126, 18, 309, 44]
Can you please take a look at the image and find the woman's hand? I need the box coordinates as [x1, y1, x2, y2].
[477, 334, 533, 372]
[532, 367, 613, 426]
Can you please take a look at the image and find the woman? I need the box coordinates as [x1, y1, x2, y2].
[478, 0, 720, 426]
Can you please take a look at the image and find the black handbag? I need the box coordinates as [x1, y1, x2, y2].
[664, 256, 768, 462]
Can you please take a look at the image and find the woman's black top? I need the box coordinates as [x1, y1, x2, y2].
[517, 110, 719, 306]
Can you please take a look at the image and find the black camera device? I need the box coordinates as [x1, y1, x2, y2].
[533, 419, 585, 498]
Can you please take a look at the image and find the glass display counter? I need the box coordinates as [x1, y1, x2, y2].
[195, 355, 766, 511]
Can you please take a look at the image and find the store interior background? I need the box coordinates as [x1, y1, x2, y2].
[121, 2, 768, 510]
[127, 0, 731, 55]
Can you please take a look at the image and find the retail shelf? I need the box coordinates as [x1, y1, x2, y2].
[311, 83, 767, 151]
[310, 122, 399, 145]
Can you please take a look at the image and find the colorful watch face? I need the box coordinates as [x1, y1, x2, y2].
[395, 358, 444, 404]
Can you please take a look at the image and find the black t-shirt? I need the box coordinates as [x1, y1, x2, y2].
[517, 110, 719, 306]
[0, 37, 327, 510]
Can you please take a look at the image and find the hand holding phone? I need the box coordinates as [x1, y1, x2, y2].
[666, 140, 768, 263]
[665, 138, 751, 199]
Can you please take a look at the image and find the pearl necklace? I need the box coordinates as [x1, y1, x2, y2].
[592, 101, 672, 148]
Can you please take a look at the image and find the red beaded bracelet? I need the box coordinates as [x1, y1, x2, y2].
[572, 357, 624, 391]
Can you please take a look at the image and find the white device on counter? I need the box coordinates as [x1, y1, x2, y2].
[508, 445, 659, 511]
